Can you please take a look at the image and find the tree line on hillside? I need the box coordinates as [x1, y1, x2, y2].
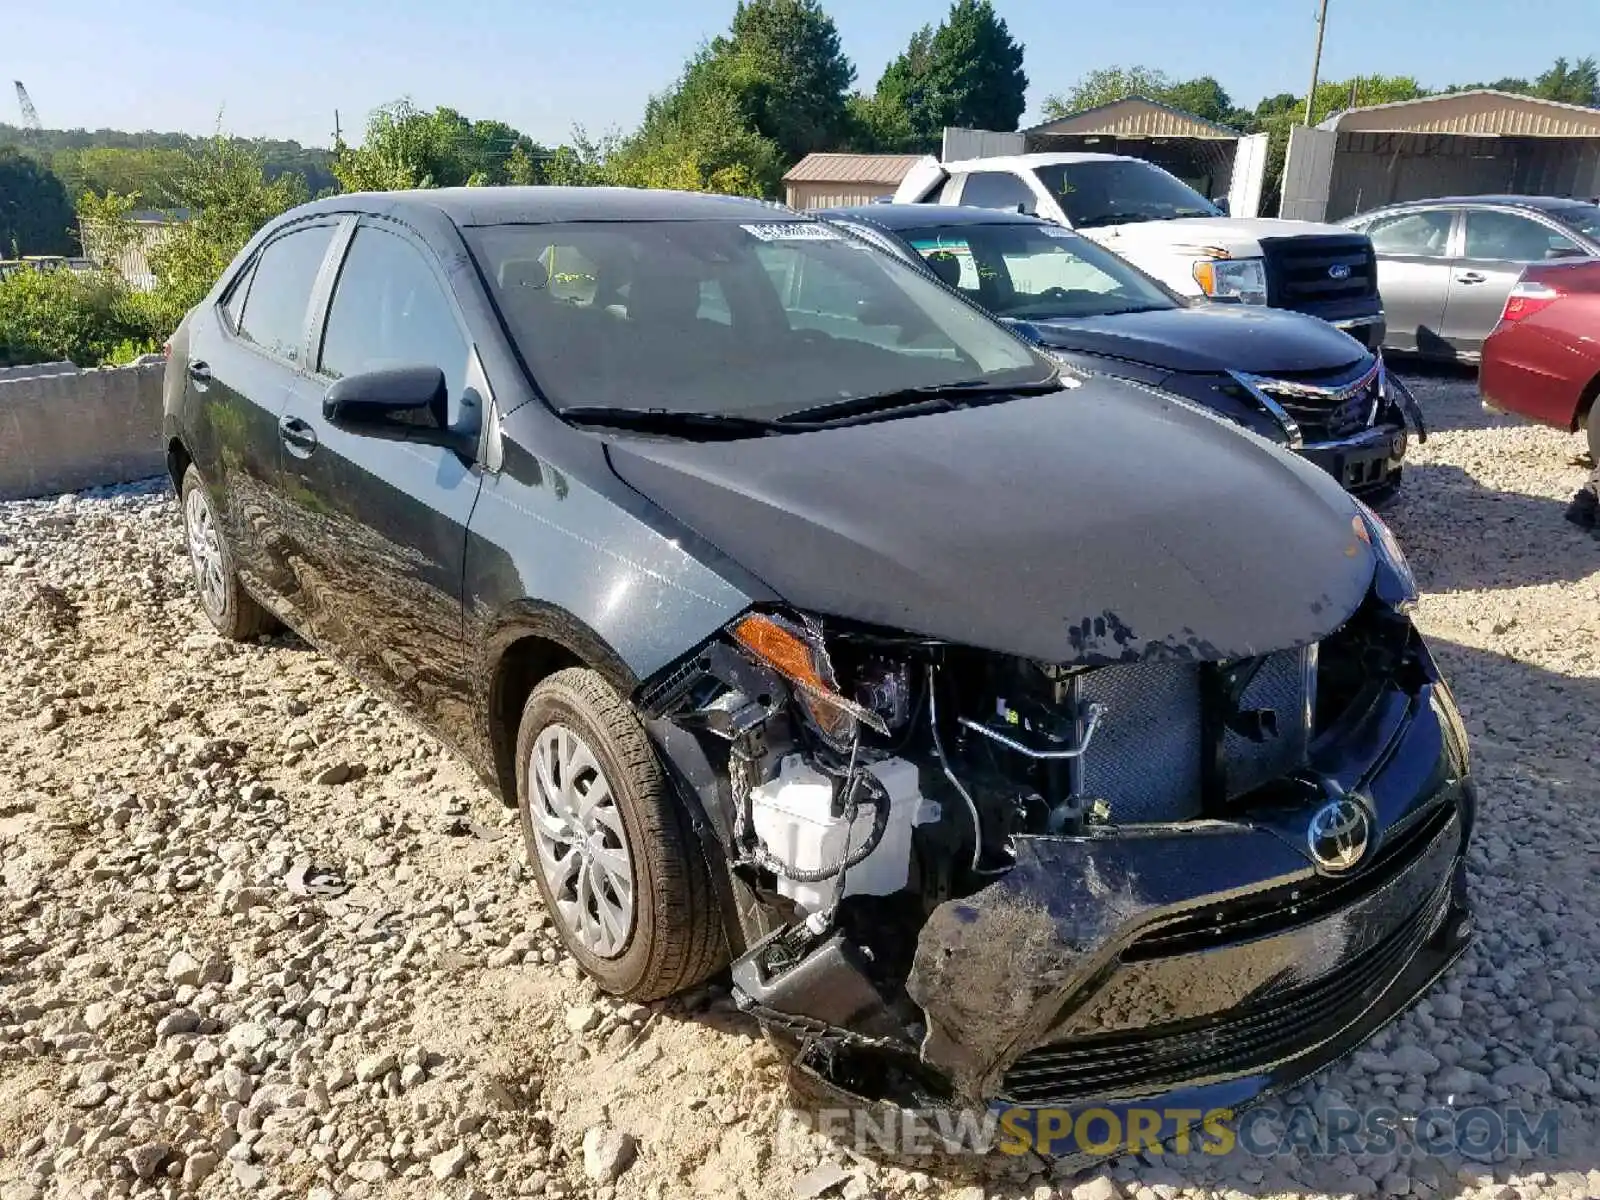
[1, 0, 1597, 367]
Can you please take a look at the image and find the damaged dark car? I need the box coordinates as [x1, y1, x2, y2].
[821, 205, 1425, 502]
[164, 187, 1473, 1159]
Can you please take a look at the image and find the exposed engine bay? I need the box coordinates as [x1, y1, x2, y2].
[638, 579, 1469, 1113]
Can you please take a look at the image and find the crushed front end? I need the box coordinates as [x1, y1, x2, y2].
[637, 515, 1471, 1154]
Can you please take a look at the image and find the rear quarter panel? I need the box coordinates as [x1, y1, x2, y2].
[1481, 265, 1600, 429]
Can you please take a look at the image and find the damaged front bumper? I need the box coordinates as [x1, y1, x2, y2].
[1299, 422, 1410, 499]
[731, 672, 1473, 1152]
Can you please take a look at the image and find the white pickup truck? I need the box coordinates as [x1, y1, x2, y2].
[893, 152, 1387, 349]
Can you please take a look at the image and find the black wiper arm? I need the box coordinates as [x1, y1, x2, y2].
[559, 406, 791, 439]
[778, 379, 1060, 426]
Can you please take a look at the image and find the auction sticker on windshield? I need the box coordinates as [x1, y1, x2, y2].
[741, 223, 843, 242]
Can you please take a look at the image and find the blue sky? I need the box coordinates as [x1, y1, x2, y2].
[9, 0, 1583, 147]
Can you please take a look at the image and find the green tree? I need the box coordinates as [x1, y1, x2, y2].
[700, 0, 855, 163]
[146, 137, 308, 324]
[1532, 56, 1600, 106]
[0, 266, 167, 367]
[1041, 65, 1175, 119]
[608, 71, 785, 196]
[47, 147, 192, 206]
[332, 101, 465, 190]
[0, 148, 76, 256]
[333, 101, 585, 191]
[2, 125, 334, 197]
[1161, 77, 1237, 126]
[865, 0, 1027, 149]
[76, 188, 143, 267]
[1445, 77, 1532, 95]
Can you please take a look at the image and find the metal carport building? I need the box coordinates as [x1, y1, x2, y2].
[1282, 90, 1600, 222]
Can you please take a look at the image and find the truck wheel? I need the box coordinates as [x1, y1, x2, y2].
[180, 466, 277, 641]
[515, 668, 726, 1000]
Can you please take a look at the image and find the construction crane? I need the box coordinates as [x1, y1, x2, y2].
[14, 81, 41, 130]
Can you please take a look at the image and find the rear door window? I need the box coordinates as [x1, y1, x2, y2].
[235, 225, 336, 364]
[1462, 210, 1581, 262]
[1366, 210, 1454, 257]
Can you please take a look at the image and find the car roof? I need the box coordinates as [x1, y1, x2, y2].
[294, 186, 801, 227]
[817, 204, 1054, 231]
[1355, 195, 1598, 217]
[939, 152, 1131, 173]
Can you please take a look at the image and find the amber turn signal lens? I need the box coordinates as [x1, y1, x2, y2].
[732, 613, 830, 695]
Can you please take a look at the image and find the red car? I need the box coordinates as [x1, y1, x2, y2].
[1480, 258, 1600, 464]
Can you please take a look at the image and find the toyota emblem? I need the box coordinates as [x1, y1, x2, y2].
[1307, 797, 1370, 872]
[1328, 263, 1352, 281]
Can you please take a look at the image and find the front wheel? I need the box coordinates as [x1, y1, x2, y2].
[514, 668, 726, 1000]
[179, 466, 277, 641]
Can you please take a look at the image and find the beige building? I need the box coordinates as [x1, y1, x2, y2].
[1290, 90, 1600, 221]
[782, 153, 926, 210]
[78, 210, 187, 292]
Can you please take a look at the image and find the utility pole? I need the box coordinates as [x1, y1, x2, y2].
[333, 109, 342, 146]
[1303, 0, 1330, 126]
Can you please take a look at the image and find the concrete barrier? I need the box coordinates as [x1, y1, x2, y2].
[0, 363, 166, 501]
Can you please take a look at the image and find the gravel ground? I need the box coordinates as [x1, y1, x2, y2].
[1, 369, 1597, 1200]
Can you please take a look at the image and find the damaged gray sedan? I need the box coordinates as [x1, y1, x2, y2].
[164, 187, 1473, 1157]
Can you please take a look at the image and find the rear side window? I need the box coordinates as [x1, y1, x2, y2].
[319, 226, 470, 408]
[960, 171, 1035, 213]
[235, 225, 335, 363]
[1366, 210, 1453, 257]
[1462, 210, 1580, 262]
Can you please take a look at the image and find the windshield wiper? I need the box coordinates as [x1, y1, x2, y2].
[778, 378, 1061, 426]
[560, 406, 792, 439]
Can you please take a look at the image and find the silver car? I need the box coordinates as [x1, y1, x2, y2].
[1344, 196, 1600, 361]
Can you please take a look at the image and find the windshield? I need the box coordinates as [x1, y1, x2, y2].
[899, 222, 1177, 320]
[1550, 203, 1600, 243]
[467, 220, 1053, 420]
[1034, 160, 1221, 229]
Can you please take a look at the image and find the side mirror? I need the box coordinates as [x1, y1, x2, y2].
[323, 364, 447, 426]
[1545, 245, 1585, 260]
[322, 365, 477, 457]
[1213, 197, 1231, 216]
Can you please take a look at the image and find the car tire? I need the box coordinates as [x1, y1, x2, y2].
[515, 667, 726, 1001]
[1588, 408, 1599, 469]
[179, 466, 278, 641]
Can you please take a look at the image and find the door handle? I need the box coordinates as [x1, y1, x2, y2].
[187, 360, 212, 383]
[1455, 272, 1487, 284]
[278, 416, 318, 455]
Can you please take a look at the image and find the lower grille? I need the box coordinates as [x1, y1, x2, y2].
[999, 876, 1451, 1104]
[1128, 802, 1457, 959]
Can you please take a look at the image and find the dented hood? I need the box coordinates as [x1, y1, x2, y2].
[1014, 304, 1370, 377]
[606, 379, 1376, 664]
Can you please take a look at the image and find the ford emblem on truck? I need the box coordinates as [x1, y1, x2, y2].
[1328, 263, 1352, 280]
